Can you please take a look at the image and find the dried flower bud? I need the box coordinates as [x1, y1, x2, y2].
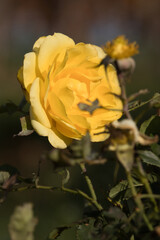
[103, 35, 139, 60]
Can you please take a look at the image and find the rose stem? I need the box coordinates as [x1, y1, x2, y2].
[136, 158, 159, 212]
[0, 184, 102, 211]
[127, 171, 153, 231]
[79, 162, 97, 201]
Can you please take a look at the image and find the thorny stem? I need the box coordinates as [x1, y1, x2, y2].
[80, 135, 103, 210]
[77, 162, 103, 211]
[142, 177, 158, 212]
[128, 89, 149, 102]
[79, 162, 97, 202]
[118, 74, 132, 119]
[0, 183, 103, 211]
[136, 158, 159, 212]
[139, 194, 160, 200]
[129, 94, 160, 112]
[127, 171, 153, 231]
[36, 184, 102, 211]
[76, 189, 103, 211]
[117, 64, 156, 229]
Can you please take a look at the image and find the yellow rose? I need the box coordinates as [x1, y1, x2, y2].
[18, 33, 122, 148]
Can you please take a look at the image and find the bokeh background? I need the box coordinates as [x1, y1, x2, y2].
[0, 0, 160, 239]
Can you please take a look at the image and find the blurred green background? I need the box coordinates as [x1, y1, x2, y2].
[0, 0, 160, 239]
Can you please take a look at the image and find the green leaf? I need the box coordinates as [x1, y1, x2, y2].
[14, 116, 34, 137]
[140, 115, 156, 134]
[151, 143, 160, 156]
[138, 150, 160, 168]
[8, 203, 38, 240]
[109, 179, 142, 199]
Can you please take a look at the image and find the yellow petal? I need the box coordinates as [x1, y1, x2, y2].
[107, 64, 121, 95]
[23, 52, 37, 91]
[49, 77, 75, 110]
[48, 128, 71, 149]
[93, 45, 106, 59]
[30, 114, 49, 136]
[87, 108, 122, 130]
[33, 36, 46, 52]
[97, 86, 115, 107]
[47, 91, 68, 121]
[58, 87, 75, 110]
[68, 114, 89, 130]
[30, 108, 71, 148]
[65, 43, 104, 67]
[30, 78, 51, 128]
[17, 66, 30, 101]
[56, 120, 82, 139]
[90, 126, 109, 142]
[38, 33, 75, 78]
[17, 66, 24, 86]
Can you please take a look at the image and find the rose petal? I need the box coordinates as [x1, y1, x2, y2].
[90, 126, 109, 142]
[33, 36, 46, 52]
[30, 78, 51, 128]
[68, 115, 89, 130]
[56, 120, 82, 139]
[17, 66, 24, 86]
[93, 45, 106, 59]
[107, 64, 121, 94]
[23, 52, 37, 91]
[17, 66, 30, 101]
[48, 128, 72, 149]
[38, 33, 75, 78]
[87, 108, 122, 130]
[30, 108, 71, 148]
[47, 91, 68, 120]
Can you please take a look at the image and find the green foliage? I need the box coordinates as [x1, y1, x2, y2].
[109, 179, 142, 199]
[138, 150, 160, 168]
[151, 143, 160, 156]
[1, 98, 160, 239]
[140, 115, 156, 134]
